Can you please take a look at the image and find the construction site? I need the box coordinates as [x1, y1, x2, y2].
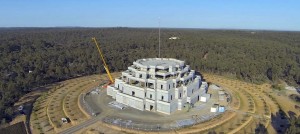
[21, 37, 299, 134]
[27, 37, 232, 133]
[2, 1, 300, 133]
[80, 57, 228, 130]
[81, 39, 228, 131]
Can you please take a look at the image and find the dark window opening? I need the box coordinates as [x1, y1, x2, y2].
[169, 84, 170, 89]
[165, 75, 171, 79]
[155, 75, 164, 79]
[150, 94, 152, 99]
[150, 105, 154, 110]
[132, 80, 138, 85]
[180, 93, 182, 98]
[198, 95, 200, 101]
[145, 92, 146, 97]
[161, 96, 164, 100]
[161, 85, 163, 89]
[132, 91, 135, 96]
[171, 95, 173, 100]
[148, 83, 154, 89]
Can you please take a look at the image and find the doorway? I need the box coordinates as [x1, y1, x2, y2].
[150, 105, 154, 111]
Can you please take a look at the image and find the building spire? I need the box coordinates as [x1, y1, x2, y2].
[158, 18, 161, 58]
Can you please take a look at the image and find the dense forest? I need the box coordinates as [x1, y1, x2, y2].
[0, 28, 300, 123]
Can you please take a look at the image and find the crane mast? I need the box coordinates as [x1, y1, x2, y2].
[92, 37, 114, 84]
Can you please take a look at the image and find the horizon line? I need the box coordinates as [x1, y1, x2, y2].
[0, 26, 299, 32]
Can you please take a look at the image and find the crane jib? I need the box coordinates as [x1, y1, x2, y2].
[92, 37, 114, 84]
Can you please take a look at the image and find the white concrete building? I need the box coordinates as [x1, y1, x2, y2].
[210, 104, 219, 113]
[107, 58, 208, 114]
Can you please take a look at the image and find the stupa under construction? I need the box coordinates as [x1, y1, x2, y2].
[107, 58, 208, 114]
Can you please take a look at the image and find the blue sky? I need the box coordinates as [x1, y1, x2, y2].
[0, 0, 299, 31]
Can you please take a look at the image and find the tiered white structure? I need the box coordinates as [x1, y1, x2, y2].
[107, 58, 208, 114]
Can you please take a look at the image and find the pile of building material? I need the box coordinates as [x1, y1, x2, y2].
[176, 119, 195, 127]
[210, 104, 219, 112]
[200, 94, 211, 102]
[218, 106, 225, 112]
[218, 90, 225, 101]
[109, 101, 127, 109]
[210, 104, 225, 113]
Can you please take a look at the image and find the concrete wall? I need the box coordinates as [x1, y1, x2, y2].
[107, 86, 117, 98]
[145, 99, 155, 111]
[156, 100, 171, 114]
[168, 89, 175, 102]
[170, 100, 178, 113]
[156, 89, 169, 101]
[123, 84, 145, 99]
[156, 79, 173, 90]
[175, 87, 183, 99]
[186, 80, 200, 97]
[146, 88, 156, 100]
[114, 79, 124, 91]
[177, 98, 186, 110]
[190, 91, 200, 104]
[156, 99, 178, 114]
[116, 93, 144, 111]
